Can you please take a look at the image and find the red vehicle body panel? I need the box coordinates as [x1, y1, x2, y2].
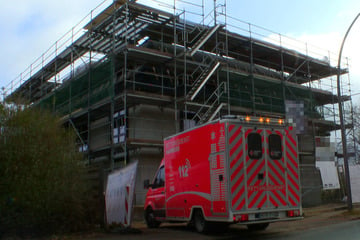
[165, 122, 225, 219]
[145, 118, 302, 225]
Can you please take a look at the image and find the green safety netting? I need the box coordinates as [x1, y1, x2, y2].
[38, 59, 323, 119]
[223, 72, 322, 117]
[38, 60, 113, 115]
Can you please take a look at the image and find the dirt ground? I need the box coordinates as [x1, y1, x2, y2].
[268, 203, 360, 233]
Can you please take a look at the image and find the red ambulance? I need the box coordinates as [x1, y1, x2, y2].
[144, 116, 302, 233]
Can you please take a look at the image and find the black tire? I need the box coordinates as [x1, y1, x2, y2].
[247, 223, 269, 231]
[145, 208, 161, 228]
[193, 209, 210, 233]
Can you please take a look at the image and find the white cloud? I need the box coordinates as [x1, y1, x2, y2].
[263, 32, 342, 66]
[262, 29, 360, 102]
[0, 0, 202, 92]
[2, 0, 360, 104]
[0, 0, 109, 90]
[297, 27, 360, 99]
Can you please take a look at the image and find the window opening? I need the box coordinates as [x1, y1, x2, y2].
[153, 166, 165, 188]
[269, 134, 282, 160]
[248, 133, 262, 159]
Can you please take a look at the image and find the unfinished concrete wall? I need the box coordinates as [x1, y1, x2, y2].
[298, 134, 322, 206]
[128, 104, 177, 141]
[127, 104, 178, 205]
[129, 148, 163, 205]
[300, 165, 323, 206]
[90, 116, 110, 151]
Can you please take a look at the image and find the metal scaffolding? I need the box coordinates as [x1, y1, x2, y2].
[3, 0, 355, 205]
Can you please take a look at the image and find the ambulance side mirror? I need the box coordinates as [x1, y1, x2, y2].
[144, 179, 151, 189]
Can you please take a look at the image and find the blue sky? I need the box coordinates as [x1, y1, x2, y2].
[234, 1, 351, 33]
[1, 0, 360, 100]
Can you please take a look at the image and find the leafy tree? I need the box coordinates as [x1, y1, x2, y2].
[0, 105, 91, 237]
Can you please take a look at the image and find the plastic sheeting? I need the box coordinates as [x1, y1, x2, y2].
[315, 161, 340, 190]
[349, 165, 360, 203]
[105, 161, 138, 227]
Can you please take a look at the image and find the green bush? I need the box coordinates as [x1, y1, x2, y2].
[0, 106, 91, 237]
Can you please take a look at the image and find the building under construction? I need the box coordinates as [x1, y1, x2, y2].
[5, 0, 354, 206]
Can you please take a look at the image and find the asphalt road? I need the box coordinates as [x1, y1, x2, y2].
[265, 219, 360, 240]
[83, 219, 360, 240]
[57, 205, 360, 240]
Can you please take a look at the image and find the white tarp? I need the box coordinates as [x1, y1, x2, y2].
[315, 161, 340, 190]
[105, 161, 138, 227]
[316, 146, 335, 162]
[349, 165, 360, 203]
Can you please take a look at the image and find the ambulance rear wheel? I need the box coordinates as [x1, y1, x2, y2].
[247, 223, 269, 231]
[145, 207, 160, 228]
[193, 209, 209, 233]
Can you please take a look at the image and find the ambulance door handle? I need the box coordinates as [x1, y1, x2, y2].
[219, 174, 224, 182]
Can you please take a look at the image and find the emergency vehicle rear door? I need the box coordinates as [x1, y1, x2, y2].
[228, 125, 294, 212]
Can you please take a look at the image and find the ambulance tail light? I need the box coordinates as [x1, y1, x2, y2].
[240, 214, 249, 222]
[234, 214, 249, 223]
[287, 210, 300, 217]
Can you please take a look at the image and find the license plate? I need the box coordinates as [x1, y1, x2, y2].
[256, 212, 279, 219]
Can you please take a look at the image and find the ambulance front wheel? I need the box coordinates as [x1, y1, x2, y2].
[193, 209, 210, 233]
[145, 207, 161, 228]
